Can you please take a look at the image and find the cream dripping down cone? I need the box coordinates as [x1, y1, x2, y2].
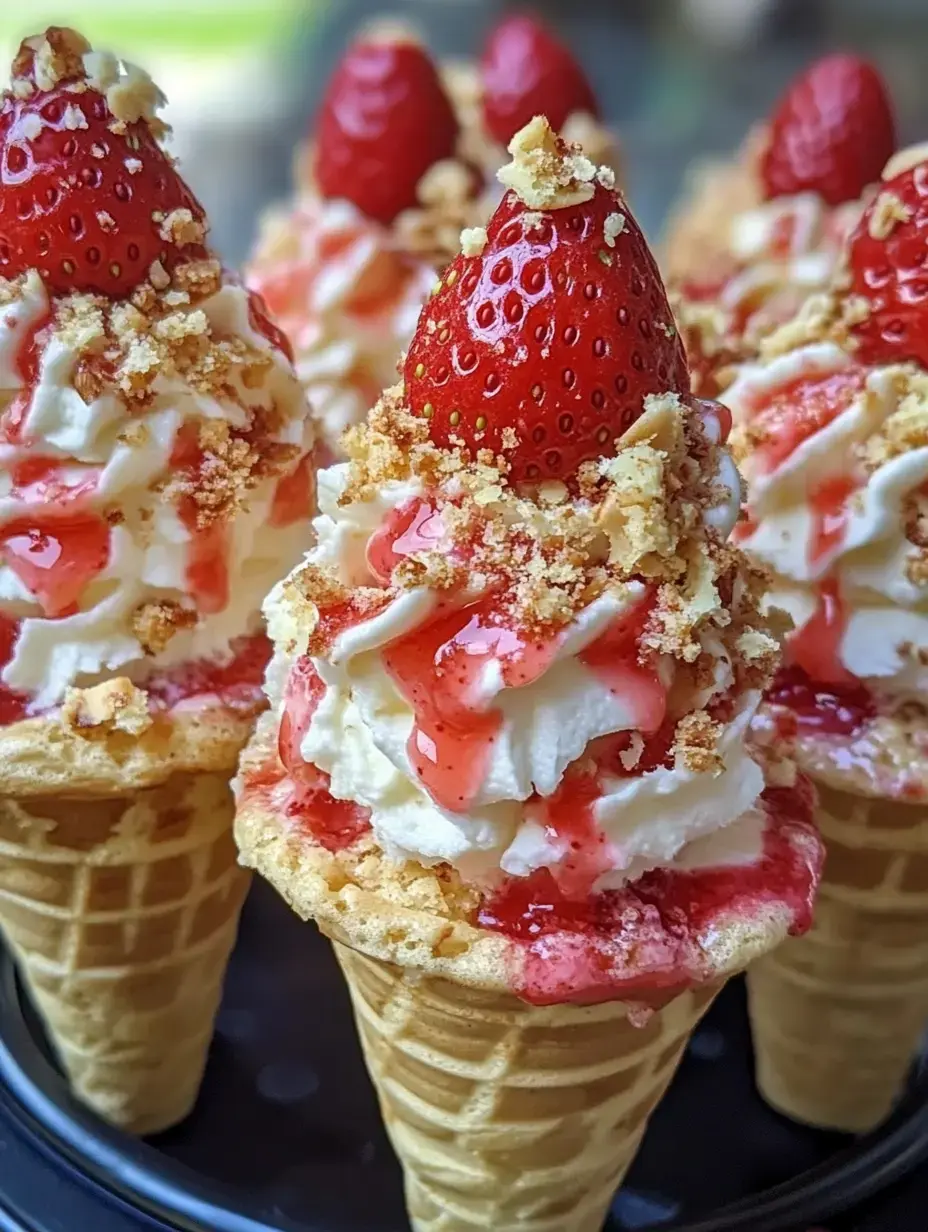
[0, 29, 316, 1131]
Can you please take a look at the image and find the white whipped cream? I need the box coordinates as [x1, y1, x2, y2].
[263, 458, 766, 885]
[0, 272, 314, 708]
[248, 197, 435, 457]
[728, 344, 928, 696]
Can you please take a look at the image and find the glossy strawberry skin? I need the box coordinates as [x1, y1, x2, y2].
[313, 40, 460, 226]
[847, 161, 928, 368]
[0, 84, 207, 297]
[480, 14, 599, 147]
[405, 182, 689, 484]
[760, 53, 895, 206]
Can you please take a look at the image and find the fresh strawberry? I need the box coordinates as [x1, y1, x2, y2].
[760, 53, 895, 206]
[405, 169, 688, 484]
[313, 38, 460, 226]
[0, 40, 208, 297]
[846, 159, 928, 368]
[480, 13, 599, 147]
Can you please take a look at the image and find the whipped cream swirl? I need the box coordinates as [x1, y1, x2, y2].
[248, 197, 436, 457]
[728, 342, 928, 698]
[0, 269, 314, 709]
[263, 393, 776, 887]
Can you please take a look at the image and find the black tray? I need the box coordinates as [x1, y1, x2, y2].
[1, 879, 928, 1232]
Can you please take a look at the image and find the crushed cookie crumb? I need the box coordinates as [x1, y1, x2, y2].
[497, 116, 598, 210]
[133, 600, 197, 655]
[61, 678, 152, 737]
[868, 191, 911, 240]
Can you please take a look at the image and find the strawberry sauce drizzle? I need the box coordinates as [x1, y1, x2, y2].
[1, 306, 52, 444]
[366, 497, 446, 584]
[0, 514, 110, 618]
[143, 632, 271, 715]
[808, 474, 858, 564]
[479, 779, 822, 1006]
[271, 656, 370, 852]
[745, 367, 865, 473]
[382, 596, 558, 813]
[578, 593, 666, 734]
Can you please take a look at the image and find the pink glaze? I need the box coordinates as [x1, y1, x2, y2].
[788, 579, 856, 688]
[479, 777, 823, 1007]
[1, 306, 52, 443]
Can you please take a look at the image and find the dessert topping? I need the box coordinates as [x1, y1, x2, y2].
[313, 37, 460, 225]
[479, 13, 599, 146]
[760, 53, 895, 206]
[0, 27, 208, 296]
[404, 117, 688, 483]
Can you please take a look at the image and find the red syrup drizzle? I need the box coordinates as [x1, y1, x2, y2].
[170, 424, 230, 615]
[746, 367, 865, 473]
[382, 595, 559, 813]
[272, 655, 371, 852]
[1, 305, 53, 444]
[0, 515, 110, 618]
[366, 497, 446, 583]
[479, 777, 823, 1007]
[269, 454, 316, 529]
[533, 720, 678, 900]
[808, 474, 859, 564]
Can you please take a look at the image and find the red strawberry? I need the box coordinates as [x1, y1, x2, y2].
[313, 38, 460, 226]
[0, 34, 208, 297]
[760, 53, 895, 206]
[846, 159, 928, 368]
[480, 13, 599, 147]
[404, 159, 688, 484]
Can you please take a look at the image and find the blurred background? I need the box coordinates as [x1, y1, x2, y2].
[3, 0, 928, 261]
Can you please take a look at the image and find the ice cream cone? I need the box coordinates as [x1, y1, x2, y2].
[0, 741, 251, 1135]
[334, 940, 720, 1232]
[748, 780, 928, 1132]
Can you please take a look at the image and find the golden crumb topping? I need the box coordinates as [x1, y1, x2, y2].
[7, 27, 169, 140]
[497, 116, 607, 210]
[393, 158, 488, 268]
[61, 678, 152, 736]
[298, 380, 780, 704]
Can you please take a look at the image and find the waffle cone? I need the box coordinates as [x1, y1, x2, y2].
[0, 769, 250, 1134]
[748, 780, 928, 1132]
[333, 940, 721, 1232]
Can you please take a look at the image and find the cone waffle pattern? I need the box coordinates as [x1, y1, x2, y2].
[748, 781, 928, 1132]
[335, 941, 721, 1232]
[0, 772, 250, 1134]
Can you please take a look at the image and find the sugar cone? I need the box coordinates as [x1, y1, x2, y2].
[333, 941, 720, 1232]
[748, 780, 928, 1132]
[0, 770, 250, 1134]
